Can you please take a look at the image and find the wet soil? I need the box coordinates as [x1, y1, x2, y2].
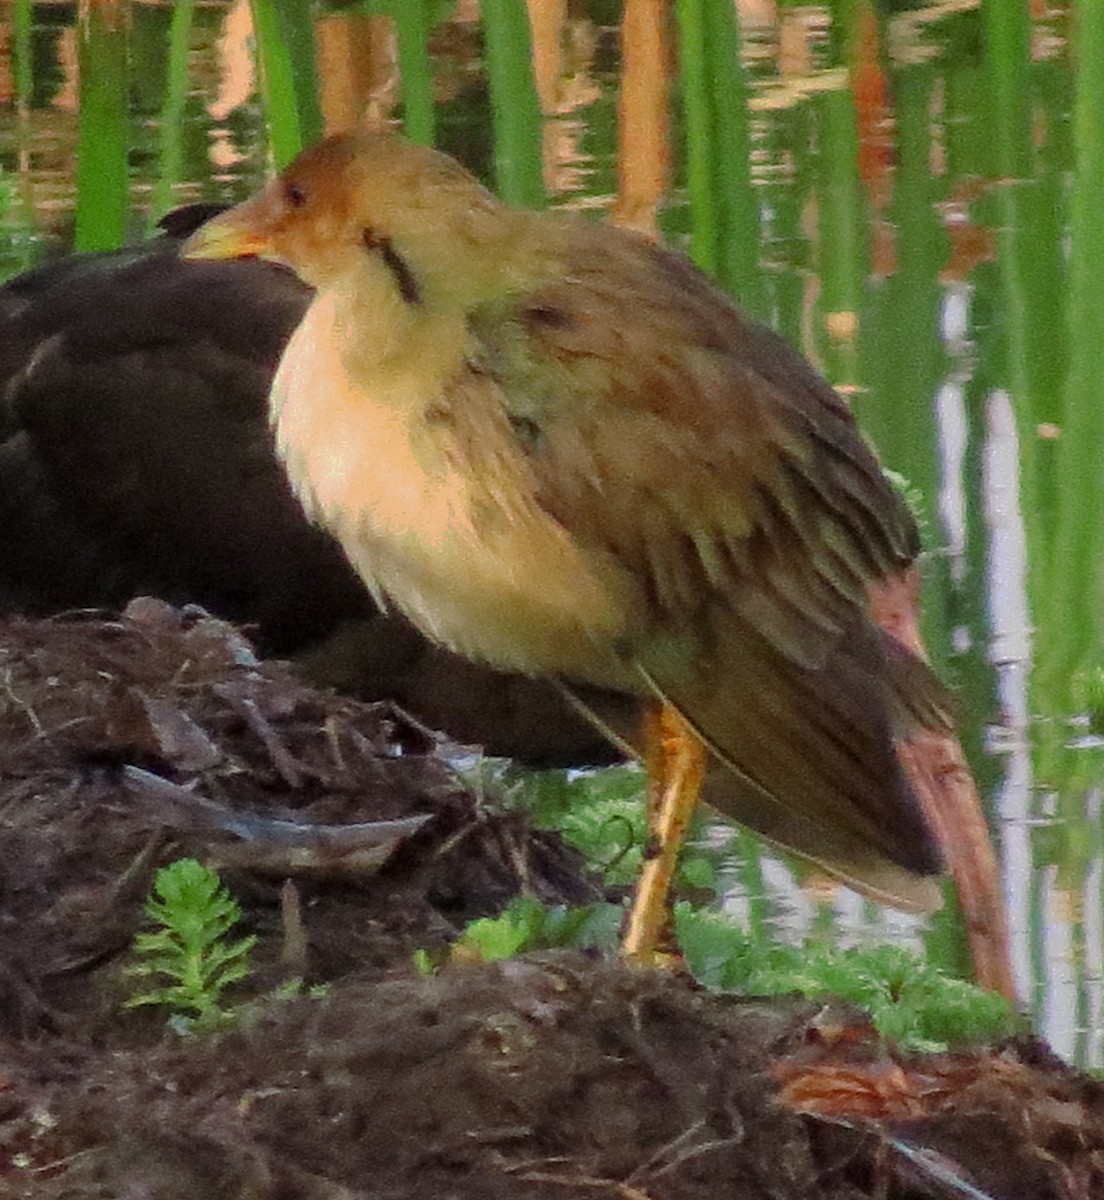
[0, 601, 1102, 1200]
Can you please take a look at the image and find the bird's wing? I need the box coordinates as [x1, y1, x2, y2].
[471, 226, 947, 894]
[475, 228, 919, 658]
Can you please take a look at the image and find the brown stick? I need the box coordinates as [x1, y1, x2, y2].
[871, 569, 1016, 1002]
[614, 0, 671, 237]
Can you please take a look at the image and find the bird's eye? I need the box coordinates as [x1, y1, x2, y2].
[284, 182, 307, 209]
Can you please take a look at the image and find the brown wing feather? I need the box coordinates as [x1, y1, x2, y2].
[472, 224, 947, 903]
[473, 223, 923, 671]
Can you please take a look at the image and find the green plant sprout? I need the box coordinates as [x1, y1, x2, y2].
[125, 857, 256, 1033]
[415, 896, 621, 972]
[676, 907, 1017, 1053]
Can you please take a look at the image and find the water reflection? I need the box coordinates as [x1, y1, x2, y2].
[2, 0, 1101, 1061]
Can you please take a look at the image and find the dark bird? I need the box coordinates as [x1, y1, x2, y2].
[184, 132, 949, 957]
[0, 207, 632, 767]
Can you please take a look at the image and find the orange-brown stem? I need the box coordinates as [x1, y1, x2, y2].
[871, 568, 1016, 1001]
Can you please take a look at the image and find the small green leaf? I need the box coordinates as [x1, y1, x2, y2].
[124, 859, 255, 1031]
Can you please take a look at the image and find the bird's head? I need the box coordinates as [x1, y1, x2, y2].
[184, 133, 549, 313]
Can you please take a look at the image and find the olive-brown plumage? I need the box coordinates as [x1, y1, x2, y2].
[186, 132, 948, 918]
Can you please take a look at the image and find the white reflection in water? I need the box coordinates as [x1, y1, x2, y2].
[1083, 793, 1103, 1066]
[1040, 865, 1078, 1061]
[981, 387, 1104, 1062]
[983, 388, 1037, 1010]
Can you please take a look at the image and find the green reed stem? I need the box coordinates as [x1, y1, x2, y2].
[855, 67, 946, 533]
[395, 0, 436, 146]
[1043, 0, 1104, 701]
[675, 0, 761, 313]
[12, 0, 32, 107]
[75, 1, 129, 251]
[981, 0, 1033, 182]
[250, 0, 322, 169]
[480, 0, 545, 208]
[702, 0, 761, 316]
[981, 0, 1064, 603]
[674, 0, 716, 276]
[149, 0, 195, 231]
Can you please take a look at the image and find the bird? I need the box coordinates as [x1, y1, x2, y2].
[0, 207, 632, 767]
[184, 131, 950, 957]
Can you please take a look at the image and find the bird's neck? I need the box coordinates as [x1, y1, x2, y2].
[327, 272, 467, 390]
[402, 207, 569, 317]
[324, 210, 565, 389]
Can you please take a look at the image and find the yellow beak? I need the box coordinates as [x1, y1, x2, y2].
[181, 202, 274, 262]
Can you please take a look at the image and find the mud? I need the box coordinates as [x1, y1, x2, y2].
[0, 602, 1101, 1200]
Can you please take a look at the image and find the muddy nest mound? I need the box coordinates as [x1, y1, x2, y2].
[0, 599, 598, 1040]
[0, 601, 1102, 1200]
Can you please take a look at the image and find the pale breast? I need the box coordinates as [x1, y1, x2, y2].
[270, 298, 638, 684]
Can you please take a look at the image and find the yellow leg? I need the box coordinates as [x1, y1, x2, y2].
[622, 703, 707, 966]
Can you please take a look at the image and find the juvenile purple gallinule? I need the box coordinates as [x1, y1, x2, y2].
[185, 133, 950, 960]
